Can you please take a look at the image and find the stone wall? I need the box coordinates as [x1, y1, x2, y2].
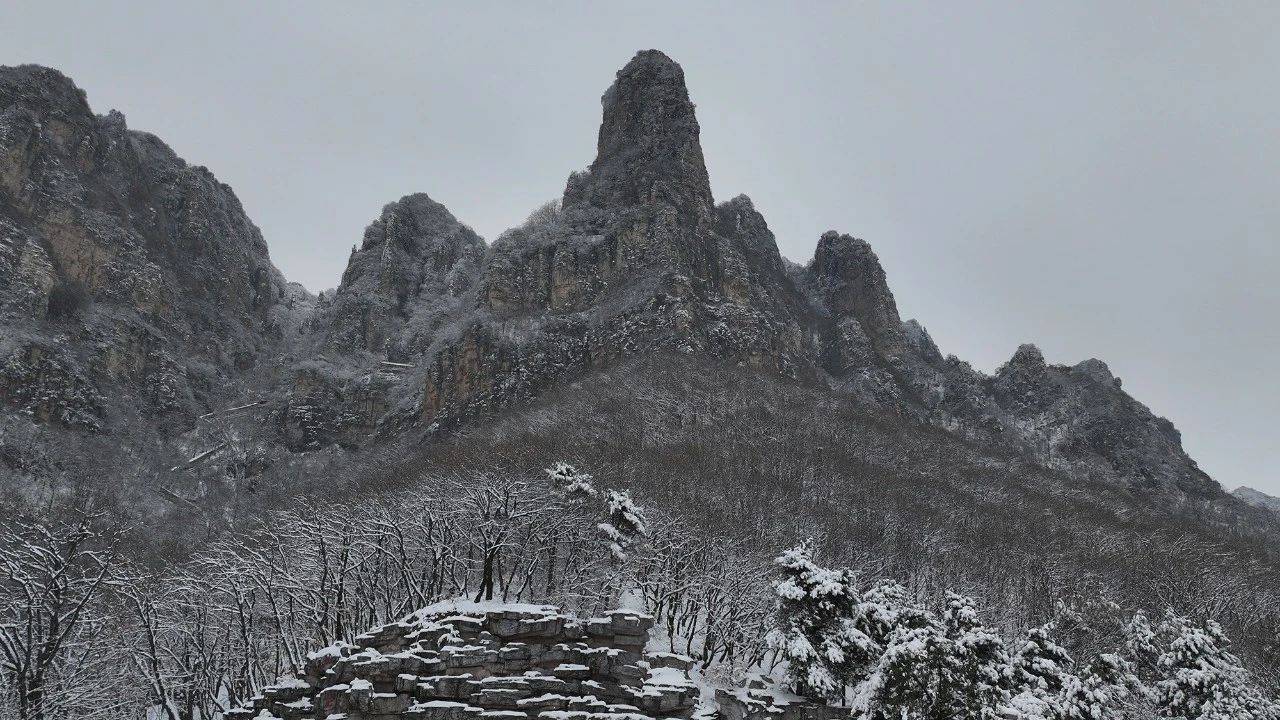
[225, 601, 700, 720]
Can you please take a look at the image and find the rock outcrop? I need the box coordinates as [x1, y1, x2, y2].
[326, 194, 484, 356]
[807, 230, 906, 361]
[563, 50, 713, 220]
[225, 601, 700, 720]
[715, 685, 844, 720]
[409, 50, 812, 428]
[272, 194, 486, 449]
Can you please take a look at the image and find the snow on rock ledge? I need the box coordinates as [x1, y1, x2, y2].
[714, 681, 845, 720]
[224, 600, 697, 720]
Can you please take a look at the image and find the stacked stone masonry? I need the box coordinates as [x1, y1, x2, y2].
[224, 601, 700, 720]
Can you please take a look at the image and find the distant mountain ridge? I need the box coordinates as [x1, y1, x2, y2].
[1234, 486, 1280, 514]
[0, 51, 1219, 506]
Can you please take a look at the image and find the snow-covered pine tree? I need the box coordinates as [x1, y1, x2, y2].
[1153, 611, 1278, 720]
[852, 621, 948, 720]
[1123, 610, 1160, 680]
[543, 462, 647, 562]
[1054, 652, 1139, 720]
[847, 583, 951, 719]
[938, 592, 1013, 719]
[768, 542, 875, 703]
[599, 489, 648, 561]
[1013, 623, 1074, 698]
[856, 580, 922, 645]
[545, 461, 597, 499]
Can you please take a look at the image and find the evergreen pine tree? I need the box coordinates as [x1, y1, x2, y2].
[1054, 653, 1139, 720]
[856, 580, 919, 643]
[768, 542, 874, 702]
[853, 622, 947, 720]
[1123, 610, 1160, 682]
[939, 592, 1013, 719]
[545, 461, 597, 499]
[1154, 611, 1278, 720]
[849, 585, 953, 720]
[1013, 623, 1074, 698]
[545, 462, 647, 562]
[598, 489, 648, 561]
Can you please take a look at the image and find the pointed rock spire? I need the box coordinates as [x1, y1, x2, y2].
[563, 50, 713, 218]
[808, 231, 905, 352]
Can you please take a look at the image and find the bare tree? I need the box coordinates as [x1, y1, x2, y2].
[0, 515, 133, 720]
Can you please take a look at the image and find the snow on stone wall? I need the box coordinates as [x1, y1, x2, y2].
[225, 600, 700, 720]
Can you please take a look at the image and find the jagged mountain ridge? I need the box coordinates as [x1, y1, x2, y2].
[0, 51, 1217, 503]
[306, 50, 1214, 495]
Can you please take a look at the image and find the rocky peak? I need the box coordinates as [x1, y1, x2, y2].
[901, 319, 942, 364]
[713, 194, 791, 284]
[327, 193, 483, 353]
[715, 195, 771, 249]
[807, 231, 904, 353]
[992, 343, 1055, 406]
[356, 193, 470, 254]
[983, 341, 1216, 495]
[0, 64, 91, 127]
[481, 52, 756, 320]
[1003, 343, 1047, 372]
[1072, 357, 1117, 386]
[562, 50, 712, 220]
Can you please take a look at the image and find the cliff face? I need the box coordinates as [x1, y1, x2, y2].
[0, 52, 1221, 501]
[0, 64, 297, 489]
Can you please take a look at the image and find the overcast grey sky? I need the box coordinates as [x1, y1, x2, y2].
[4, 2, 1276, 494]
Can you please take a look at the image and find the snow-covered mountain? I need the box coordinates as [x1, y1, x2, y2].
[0, 52, 1221, 502]
[5, 47, 1280, 720]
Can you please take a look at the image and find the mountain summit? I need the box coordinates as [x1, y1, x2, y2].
[0, 51, 1220, 508]
[565, 49, 713, 217]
